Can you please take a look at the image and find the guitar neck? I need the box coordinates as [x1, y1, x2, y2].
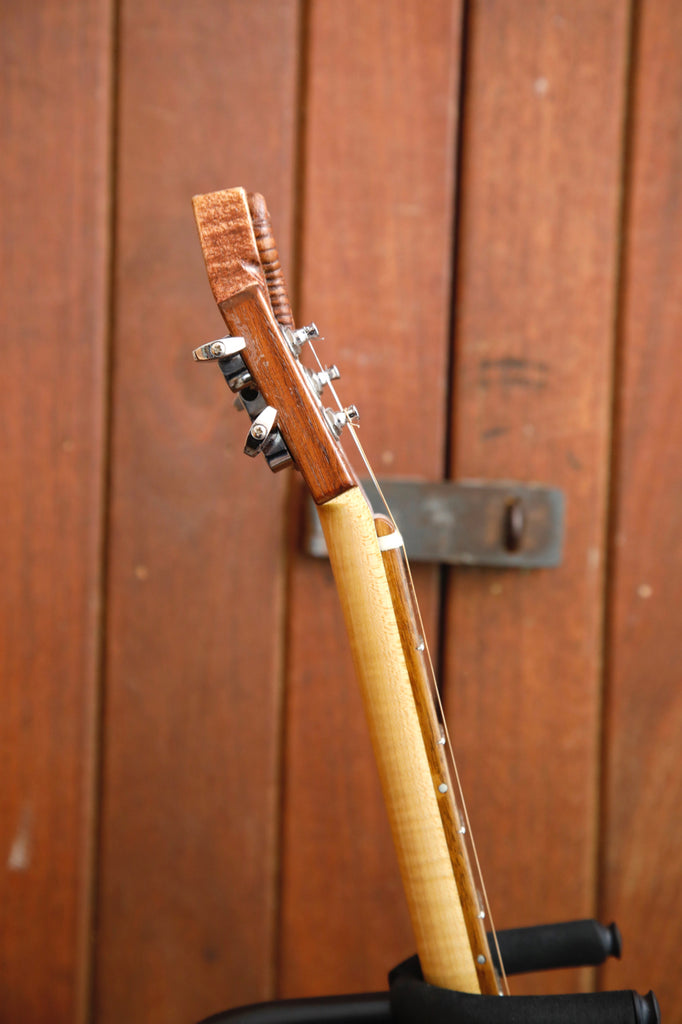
[318, 486, 498, 993]
[375, 515, 499, 993]
[192, 186, 501, 995]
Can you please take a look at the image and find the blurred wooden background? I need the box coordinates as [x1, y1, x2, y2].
[2, 1, 681, 1021]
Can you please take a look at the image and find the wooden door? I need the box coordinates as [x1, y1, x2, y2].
[2, 2, 681, 1022]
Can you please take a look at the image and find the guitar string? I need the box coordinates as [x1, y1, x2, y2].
[307, 339, 509, 995]
[348, 430, 510, 997]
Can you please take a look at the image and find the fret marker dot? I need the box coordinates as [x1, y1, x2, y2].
[477, 954, 486, 965]
[438, 783, 448, 794]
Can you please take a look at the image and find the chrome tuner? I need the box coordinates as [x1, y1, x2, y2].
[326, 404, 360, 438]
[243, 405, 293, 472]
[192, 336, 245, 361]
[245, 406, 277, 457]
[288, 322, 319, 357]
[311, 365, 340, 393]
[192, 342, 293, 473]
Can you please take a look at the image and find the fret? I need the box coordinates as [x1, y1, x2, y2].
[375, 515, 501, 995]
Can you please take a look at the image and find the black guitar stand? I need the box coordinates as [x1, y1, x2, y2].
[199, 919, 660, 1024]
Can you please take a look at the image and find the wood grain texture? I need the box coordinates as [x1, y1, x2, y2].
[279, 0, 464, 996]
[0, 2, 112, 1022]
[443, 0, 631, 996]
[193, 187, 357, 503]
[95, 3, 300, 1022]
[319, 492, 481, 993]
[218, 288, 357, 503]
[376, 518, 499, 994]
[600, 1, 682, 1014]
[193, 188, 267, 302]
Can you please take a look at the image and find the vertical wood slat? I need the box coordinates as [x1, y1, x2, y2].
[279, 0, 464, 997]
[601, 1, 682, 1014]
[444, 0, 631, 995]
[3, 5, 679, 1017]
[95, 3, 300, 1022]
[0, 3, 113, 1022]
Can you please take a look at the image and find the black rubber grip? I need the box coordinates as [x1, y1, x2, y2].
[493, 918, 622, 974]
[390, 981, 660, 1024]
[389, 957, 660, 1024]
[200, 992, 391, 1023]
[200, 988, 660, 1024]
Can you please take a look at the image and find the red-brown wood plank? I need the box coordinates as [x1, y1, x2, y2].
[601, 1, 682, 1014]
[443, 0, 631, 995]
[279, 0, 464, 996]
[95, 3, 300, 1022]
[0, 3, 113, 1022]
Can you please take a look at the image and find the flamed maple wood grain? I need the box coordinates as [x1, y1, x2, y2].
[318, 491, 481, 994]
[443, 0, 631, 996]
[601, 1, 682, 1015]
[376, 517, 498, 994]
[279, 0, 464, 996]
[95, 4, 300, 1022]
[0, 2, 112, 1022]
[193, 188, 357, 504]
[192, 188, 267, 303]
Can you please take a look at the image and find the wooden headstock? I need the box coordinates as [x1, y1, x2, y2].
[193, 187, 357, 505]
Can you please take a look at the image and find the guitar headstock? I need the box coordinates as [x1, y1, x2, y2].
[192, 187, 358, 504]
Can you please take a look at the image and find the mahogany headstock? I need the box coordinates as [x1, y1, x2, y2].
[192, 187, 358, 505]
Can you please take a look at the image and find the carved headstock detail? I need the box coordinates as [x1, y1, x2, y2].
[193, 187, 358, 505]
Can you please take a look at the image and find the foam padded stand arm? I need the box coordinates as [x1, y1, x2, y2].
[491, 919, 622, 974]
[198, 921, 658, 1024]
[388, 957, 660, 1024]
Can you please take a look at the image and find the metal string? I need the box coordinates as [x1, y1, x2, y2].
[308, 339, 510, 995]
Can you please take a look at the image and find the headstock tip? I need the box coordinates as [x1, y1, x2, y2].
[192, 187, 265, 307]
[191, 185, 249, 219]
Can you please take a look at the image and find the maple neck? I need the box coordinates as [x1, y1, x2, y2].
[317, 488, 498, 993]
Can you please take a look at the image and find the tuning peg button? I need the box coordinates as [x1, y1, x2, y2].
[244, 406, 278, 457]
[243, 405, 294, 472]
[192, 336, 245, 361]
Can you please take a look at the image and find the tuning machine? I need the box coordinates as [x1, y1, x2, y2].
[192, 336, 245, 361]
[193, 336, 293, 473]
[285, 322, 319, 358]
[193, 335, 254, 392]
[244, 406, 291, 471]
[326, 404, 360, 438]
[308, 364, 341, 396]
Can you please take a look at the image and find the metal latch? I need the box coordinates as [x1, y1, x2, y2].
[304, 479, 564, 569]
